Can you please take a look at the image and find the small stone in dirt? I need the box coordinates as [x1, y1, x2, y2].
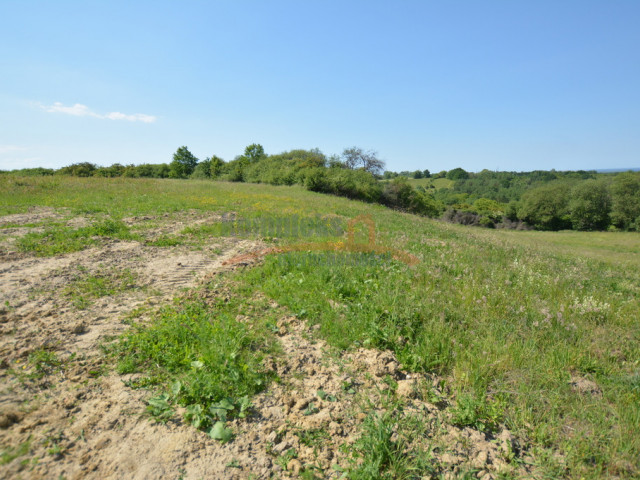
[396, 379, 417, 399]
[294, 398, 310, 411]
[287, 458, 302, 474]
[440, 452, 457, 464]
[569, 377, 601, 396]
[272, 440, 290, 454]
[72, 322, 87, 335]
[497, 429, 515, 454]
[94, 437, 110, 450]
[473, 450, 489, 468]
[328, 421, 343, 436]
[479, 471, 496, 480]
[61, 395, 77, 409]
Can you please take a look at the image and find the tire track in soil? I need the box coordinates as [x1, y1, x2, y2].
[0, 234, 269, 479]
[0, 213, 531, 480]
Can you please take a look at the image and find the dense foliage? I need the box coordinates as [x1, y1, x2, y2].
[388, 168, 640, 231]
[3, 146, 639, 230]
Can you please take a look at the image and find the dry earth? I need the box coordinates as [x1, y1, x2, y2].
[0, 209, 530, 479]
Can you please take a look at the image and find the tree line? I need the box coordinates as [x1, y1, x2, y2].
[4, 146, 639, 231]
[384, 167, 640, 231]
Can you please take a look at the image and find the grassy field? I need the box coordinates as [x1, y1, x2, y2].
[1, 174, 639, 479]
[478, 228, 640, 269]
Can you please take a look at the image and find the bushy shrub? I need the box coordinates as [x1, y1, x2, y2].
[610, 172, 640, 231]
[191, 160, 212, 179]
[495, 218, 533, 230]
[382, 178, 443, 217]
[94, 164, 126, 177]
[518, 182, 572, 230]
[443, 208, 482, 226]
[56, 162, 97, 177]
[473, 198, 504, 222]
[568, 180, 611, 230]
[120, 163, 170, 178]
[446, 167, 469, 180]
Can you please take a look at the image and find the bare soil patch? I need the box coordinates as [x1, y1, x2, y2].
[0, 210, 530, 479]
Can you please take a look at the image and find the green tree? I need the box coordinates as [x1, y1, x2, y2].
[191, 159, 212, 179]
[56, 162, 97, 177]
[94, 163, 126, 178]
[209, 155, 225, 178]
[568, 180, 611, 230]
[169, 146, 198, 179]
[518, 182, 572, 230]
[446, 167, 470, 180]
[244, 144, 266, 163]
[473, 198, 504, 221]
[382, 178, 443, 217]
[610, 172, 640, 230]
[328, 155, 345, 169]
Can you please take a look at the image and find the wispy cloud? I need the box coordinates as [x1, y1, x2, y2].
[103, 111, 157, 123]
[0, 145, 42, 170]
[0, 145, 27, 155]
[40, 102, 157, 123]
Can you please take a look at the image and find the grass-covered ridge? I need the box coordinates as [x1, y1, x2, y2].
[2, 176, 638, 478]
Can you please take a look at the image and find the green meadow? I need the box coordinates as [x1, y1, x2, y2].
[2, 175, 639, 479]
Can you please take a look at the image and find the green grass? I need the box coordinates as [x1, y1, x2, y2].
[0, 175, 366, 218]
[145, 234, 184, 247]
[243, 230, 639, 477]
[27, 349, 64, 379]
[349, 410, 430, 479]
[115, 277, 279, 437]
[482, 228, 640, 268]
[0, 439, 32, 466]
[16, 218, 139, 256]
[63, 266, 140, 309]
[2, 176, 639, 478]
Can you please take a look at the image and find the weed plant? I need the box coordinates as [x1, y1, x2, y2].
[115, 278, 279, 438]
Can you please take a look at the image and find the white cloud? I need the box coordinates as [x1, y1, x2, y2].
[40, 102, 157, 123]
[103, 111, 157, 123]
[44, 102, 95, 117]
[0, 145, 27, 154]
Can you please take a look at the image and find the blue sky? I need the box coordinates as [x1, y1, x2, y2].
[1, 1, 639, 172]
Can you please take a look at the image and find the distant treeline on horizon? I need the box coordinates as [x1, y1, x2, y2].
[2, 144, 639, 232]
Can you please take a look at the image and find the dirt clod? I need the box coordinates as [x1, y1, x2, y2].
[570, 376, 602, 396]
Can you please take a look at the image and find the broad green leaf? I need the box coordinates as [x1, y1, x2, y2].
[209, 421, 233, 443]
[171, 380, 182, 396]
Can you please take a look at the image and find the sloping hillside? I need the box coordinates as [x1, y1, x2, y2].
[1, 176, 638, 479]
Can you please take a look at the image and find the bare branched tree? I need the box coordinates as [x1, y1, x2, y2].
[341, 147, 385, 175]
